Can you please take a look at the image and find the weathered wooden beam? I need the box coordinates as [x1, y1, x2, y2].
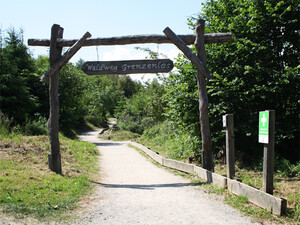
[28, 33, 232, 47]
[48, 24, 64, 175]
[163, 27, 212, 79]
[42, 32, 91, 82]
[263, 110, 275, 195]
[194, 19, 214, 171]
[223, 114, 235, 179]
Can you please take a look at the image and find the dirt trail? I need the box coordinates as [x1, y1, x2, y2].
[75, 130, 258, 225]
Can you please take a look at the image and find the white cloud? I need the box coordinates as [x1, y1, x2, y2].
[100, 46, 148, 61]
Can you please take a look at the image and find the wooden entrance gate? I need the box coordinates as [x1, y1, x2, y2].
[28, 20, 232, 174]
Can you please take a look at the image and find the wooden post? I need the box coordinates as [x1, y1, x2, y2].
[42, 31, 91, 82]
[223, 114, 235, 179]
[163, 27, 212, 79]
[194, 19, 214, 171]
[48, 24, 63, 174]
[263, 110, 275, 194]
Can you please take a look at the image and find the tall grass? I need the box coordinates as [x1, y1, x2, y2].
[140, 121, 201, 162]
[0, 122, 99, 221]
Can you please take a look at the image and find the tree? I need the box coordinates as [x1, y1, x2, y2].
[58, 63, 88, 131]
[165, 0, 300, 164]
[116, 79, 166, 134]
[27, 56, 50, 119]
[116, 75, 140, 98]
[0, 28, 37, 123]
[84, 75, 122, 127]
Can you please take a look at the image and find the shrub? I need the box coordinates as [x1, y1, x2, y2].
[0, 112, 11, 136]
[275, 158, 300, 177]
[23, 117, 47, 136]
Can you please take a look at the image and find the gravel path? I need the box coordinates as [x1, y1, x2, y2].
[76, 130, 258, 225]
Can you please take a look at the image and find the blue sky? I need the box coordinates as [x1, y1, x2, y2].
[1, 0, 205, 80]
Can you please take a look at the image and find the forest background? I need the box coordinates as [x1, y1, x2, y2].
[1, 0, 299, 175]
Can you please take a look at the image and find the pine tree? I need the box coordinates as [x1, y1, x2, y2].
[0, 28, 37, 123]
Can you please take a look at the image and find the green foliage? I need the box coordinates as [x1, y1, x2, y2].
[116, 79, 166, 134]
[202, 0, 300, 162]
[0, 112, 11, 136]
[84, 75, 123, 127]
[116, 75, 141, 98]
[58, 63, 87, 132]
[164, 0, 300, 164]
[1, 28, 142, 135]
[164, 55, 200, 136]
[102, 130, 140, 141]
[275, 159, 300, 178]
[140, 121, 201, 161]
[31, 56, 50, 117]
[22, 117, 47, 136]
[0, 28, 37, 123]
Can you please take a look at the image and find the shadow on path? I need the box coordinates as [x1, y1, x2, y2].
[90, 181, 204, 190]
[93, 142, 125, 147]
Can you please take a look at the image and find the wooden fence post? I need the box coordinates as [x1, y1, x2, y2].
[48, 24, 63, 174]
[194, 19, 214, 171]
[223, 114, 235, 179]
[262, 110, 275, 194]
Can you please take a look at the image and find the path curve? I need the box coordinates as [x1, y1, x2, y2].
[76, 130, 258, 225]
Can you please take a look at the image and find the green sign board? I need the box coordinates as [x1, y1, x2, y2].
[259, 111, 269, 144]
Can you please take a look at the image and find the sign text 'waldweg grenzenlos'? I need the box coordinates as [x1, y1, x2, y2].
[82, 59, 173, 75]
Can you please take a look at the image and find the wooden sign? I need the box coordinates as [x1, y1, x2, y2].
[82, 59, 173, 75]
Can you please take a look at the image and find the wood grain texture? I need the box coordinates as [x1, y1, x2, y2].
[225, 114, 235, 179]
[28, 33, 232, 47]
[42, 32, 91, 82]
[263, 110, 275, 195]
[194, 19, 214, 171]
[163, 27, 212, 79]
[48, 24, 63, 174]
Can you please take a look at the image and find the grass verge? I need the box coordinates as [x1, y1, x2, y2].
[0, 132, 99, 222]
[100, 129, 140, 142]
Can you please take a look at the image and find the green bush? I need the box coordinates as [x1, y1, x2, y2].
[0, 112, 11, 136]
[141, 121, 201, 162]
[0, 112, 47, 136]
[23, 117, 47, 136]
[116, 79, 166, 134]
[117, 115, 155, 134]
[275, 158, 300, 177]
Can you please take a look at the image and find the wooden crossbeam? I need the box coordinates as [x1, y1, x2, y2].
[41, 32, 91, 82]
[28, 33, 232, 47]
[163, 27, 212, 79]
